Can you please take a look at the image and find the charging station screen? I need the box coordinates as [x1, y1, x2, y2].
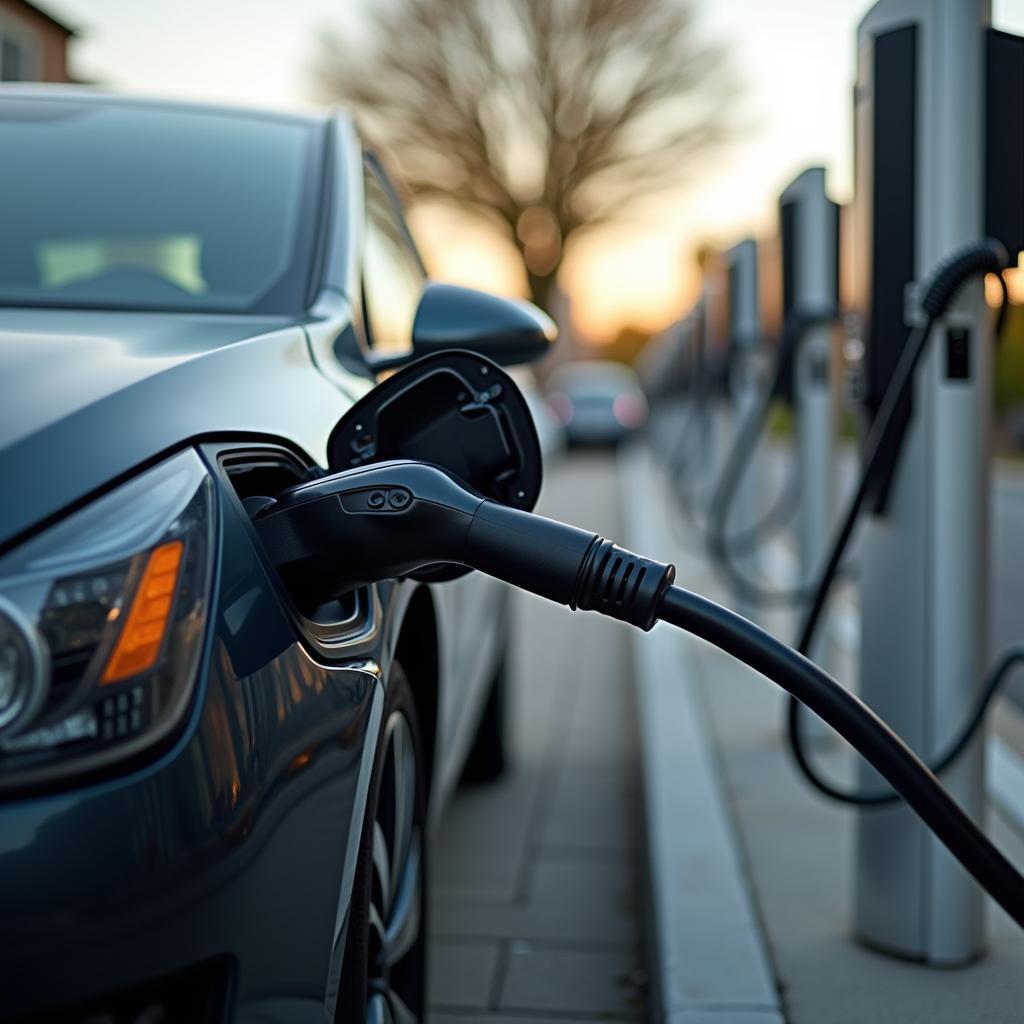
[855, 24, 917, 417]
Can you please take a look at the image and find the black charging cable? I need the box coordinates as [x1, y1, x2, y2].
[704, 310, 846, 606]
[659, 584, 1024, 927]
[256, 456, 1024, 927]
[664, 359, 720, 517]
[662, 318, 808, 566]
[789, 645, 1024, 806]
[788, 239, 1015, 806]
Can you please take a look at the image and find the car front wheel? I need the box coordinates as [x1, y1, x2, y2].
[336, 662, 427, 1023]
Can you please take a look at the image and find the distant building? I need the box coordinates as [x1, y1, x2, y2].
[0, 0, 74, 83]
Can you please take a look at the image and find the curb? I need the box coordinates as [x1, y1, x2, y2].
[620, 444, 785, 1024]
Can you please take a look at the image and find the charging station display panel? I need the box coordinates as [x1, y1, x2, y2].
[985, 29, 1024, 261]
[724, 240, 759, 350]
[703, 256, 732, 396]
[854, 24, 917, 418]
[725, 256, 741, 391]
[727, 260, 740, 342]
[780, 199, 797, 321]
[854, 23, 917, 512]
[778, 200, 798, 405]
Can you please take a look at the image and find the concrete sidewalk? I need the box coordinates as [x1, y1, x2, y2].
[626, 443, 1024, 1023]
[427, 453, 648, 1022]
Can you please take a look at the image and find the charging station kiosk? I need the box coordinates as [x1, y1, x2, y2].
[852, 0, 1024, 963]
[723, 239, 764, 618]
[779, 169, 840, 668]
[686, 284, 720, 507]
[640, 313, 694, 458]
[663, 299, 708, 493]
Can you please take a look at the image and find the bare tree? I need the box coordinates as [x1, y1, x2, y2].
[314, 0, 737, 312]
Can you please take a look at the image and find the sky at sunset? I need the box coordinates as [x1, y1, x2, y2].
[39, 0, 1024, 342]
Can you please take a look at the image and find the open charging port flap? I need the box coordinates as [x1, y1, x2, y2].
[326, 350, 543, 582]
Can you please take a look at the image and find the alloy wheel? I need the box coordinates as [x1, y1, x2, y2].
[365, 710, 424, 1023]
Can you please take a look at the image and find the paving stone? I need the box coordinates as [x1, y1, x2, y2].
[431, 1017, 609, 1024]
[539, 761, 642, 853]
[667, 1014, 785, 1024]
[428, 456, 645, 1021]
[529, 855, 641, 933]
[433, 854, 639, 944]
[428, 939, 500, 1010]
[499, 944, 646, 1017]
[431, 773, 537, 903]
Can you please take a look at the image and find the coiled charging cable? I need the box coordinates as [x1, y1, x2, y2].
[704, 309, 848, 606]
[663, 315, 817, 571]
[789, 239, 1017, 805]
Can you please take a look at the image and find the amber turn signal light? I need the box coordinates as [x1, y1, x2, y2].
[101, 540, 183, 684]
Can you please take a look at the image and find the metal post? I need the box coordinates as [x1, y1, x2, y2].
[853, 0, 990, 963]
[725, 239, 764, 621]
[695, 287, 721, 509]
[779, 169, 839, 673]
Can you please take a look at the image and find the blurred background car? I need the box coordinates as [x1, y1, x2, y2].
[546, 360, 649, 448]
[509, 366, 566, 458]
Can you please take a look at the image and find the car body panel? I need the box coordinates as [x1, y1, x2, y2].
[430, 573, 508, 804]
[0, 310, 349, 551]
[0, 481, 380, 1019]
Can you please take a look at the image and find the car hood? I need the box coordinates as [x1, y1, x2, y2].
[0, 309, 353, 549]
[0, 309, 299, 449]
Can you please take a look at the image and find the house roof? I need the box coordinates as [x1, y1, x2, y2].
[7, 0, 77, 37]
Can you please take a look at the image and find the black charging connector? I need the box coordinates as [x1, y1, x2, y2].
[256, 460, 675, 630]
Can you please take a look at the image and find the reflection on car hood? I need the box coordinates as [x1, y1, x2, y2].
[0, 308, 351, 550]
[0, 309, 294, 450]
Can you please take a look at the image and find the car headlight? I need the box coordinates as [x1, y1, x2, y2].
[0, 449, 215, 790]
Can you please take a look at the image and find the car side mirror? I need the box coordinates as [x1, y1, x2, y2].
[370, 283, 557, 371]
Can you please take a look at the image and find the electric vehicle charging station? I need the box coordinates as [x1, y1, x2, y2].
[687, 288, 720, 506]
[657, 308, 697, 478]
[778, 169, 840, 669]
[722, 239, 765, 618]
[852, 0, 1021, 963]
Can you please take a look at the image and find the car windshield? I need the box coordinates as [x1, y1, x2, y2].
[0, 97, 322, 315]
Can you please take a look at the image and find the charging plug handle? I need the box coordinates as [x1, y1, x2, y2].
[256, 460, 674, 629]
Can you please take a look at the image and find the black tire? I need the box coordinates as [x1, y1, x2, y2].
[460, 650, 509, 784]
[335, 662, 427, 1023]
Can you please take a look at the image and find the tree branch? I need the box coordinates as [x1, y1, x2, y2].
[311, 0, 739, 309]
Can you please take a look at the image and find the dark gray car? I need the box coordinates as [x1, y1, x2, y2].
[0, 86, 549, 1023]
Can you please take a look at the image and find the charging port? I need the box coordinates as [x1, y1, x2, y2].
[218, 446, 373, 650]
